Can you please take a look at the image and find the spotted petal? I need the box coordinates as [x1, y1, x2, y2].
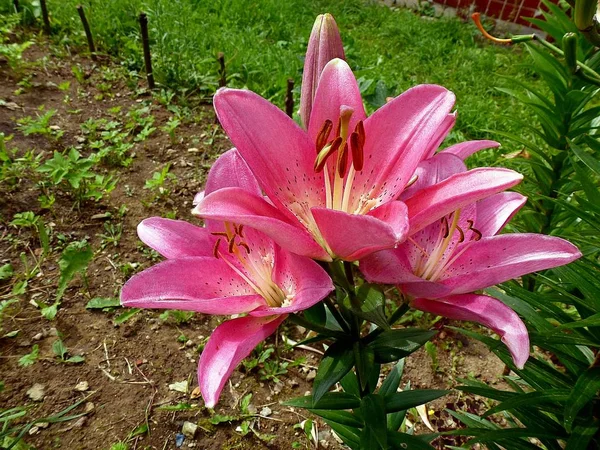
[413, 294, 530, 369]
[199, 315, 286, 408]
[475, 192, 527, 237]
[120, 258, 265, 314]
[137, 217, 215, 259]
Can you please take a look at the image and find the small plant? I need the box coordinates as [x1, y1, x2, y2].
[18, 344, 39, 367]
[161, 117, 181, 144]
[52, 338, 85, 364]
[16, 107, 63, 140]
[144, 163, 176, 198]
[99, 222, 122, 249]
[159, 310, 194, 325]
[10, 211, 50, 255]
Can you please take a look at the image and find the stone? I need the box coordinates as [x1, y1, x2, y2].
[182, 421, 197, 438]
[26, 384, 45, 401]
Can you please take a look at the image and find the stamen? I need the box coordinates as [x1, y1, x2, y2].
[471, 227, 482, 241]
[406, 174, 419, 188]
[355, 121, 365, 147]
[237, 224, 244, 237]
[210, 231, 229, 237]
[213, 239, 221, 258]
[315, 119, 333, 153]
[314, 136, 342, 172]
[441, 216, 449, 238]
[228, 235, 236, 253]
[350, 132, 363, 171]
[237, 241, 251, 253]
[338, 142, 349, 177]
[456, 225, 465, 243]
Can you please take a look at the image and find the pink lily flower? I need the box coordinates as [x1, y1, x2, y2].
[360, 153, 582, 368]
[300, 13, 345, 127]
[196, 58, 520, 262]
[120, 149, 334, 407]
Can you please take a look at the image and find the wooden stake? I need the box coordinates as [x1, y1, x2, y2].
[139, 12, 155, 90]
[77, 5, 96, 61]
[39, 0, 51, 35]
[217, 52, 226, 88]
[285, 78, 294, 118]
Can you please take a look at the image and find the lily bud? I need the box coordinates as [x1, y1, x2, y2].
[300, 13, 345, 128]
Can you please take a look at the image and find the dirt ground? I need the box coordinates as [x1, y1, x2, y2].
[0, 40, 507, 450]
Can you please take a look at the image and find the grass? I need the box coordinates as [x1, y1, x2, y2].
[4, 0, 538, 155]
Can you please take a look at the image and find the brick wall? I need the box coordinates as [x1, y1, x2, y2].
[437, 0, 544, 25]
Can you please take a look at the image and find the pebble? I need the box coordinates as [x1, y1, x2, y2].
[181, 421, 197, 438]
[306, 370, 317, 381]
[175, 433, 185, 447]
[75, 381, 89, 392]
[85, 402, 95, 413]
[32, 332, 44, 341]
[260, 406, 272, 417]
[26, 384, 45, 401]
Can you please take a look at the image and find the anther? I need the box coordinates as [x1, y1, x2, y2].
[350, 132, 363, 171]
[211, 231, 229, 238]
[314, 136, 342, 172]
[228, 235, 236, 253]
[237, 241, 251, 253]
[213, 239, 221, 258]
[457, 225, 465, 243]
[355, 121, 365, 147]
[338, 142, 349, 177]
[441, 216, 449, 238]
[471, 227, 482, 241]
[237, 224, 244, 237]
[315, 119, 333, 153]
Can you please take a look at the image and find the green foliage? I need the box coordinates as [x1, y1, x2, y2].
[52, 339, 85, 363]
[17, 345, 38, 367]
[17, 108, 63, 140]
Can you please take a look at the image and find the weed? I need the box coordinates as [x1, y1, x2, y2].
[144, 163, 176, 198]
[18, 344, 39, 367]
[52, 338, 85, 363]
[99, 222, 123, 249]
[16, 107, 63, 140]
[161, 117, 181, 144]
[10, 211, 50, 255]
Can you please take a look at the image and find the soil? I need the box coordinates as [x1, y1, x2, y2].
[0, 40, 507, 450]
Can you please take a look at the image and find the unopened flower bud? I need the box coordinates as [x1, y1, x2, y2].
[300, 13, 345, 128]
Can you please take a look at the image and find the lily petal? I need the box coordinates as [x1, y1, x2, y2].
[441, 234, 582, 294]
[196, 187, 331, 261]
[214, 88, 325, 218]
[120, 258, 265, 314]
[405, 168, 523, 234]
[442, 140, 500, 160]
[137, 217, 215, 259]
[413, 294, 530, 369]
[350, 85, 456, 207]
[307, 59, 366, 142]
[250, 247, 334, 317]
[204, 148, 262, 197]
[311, 201, 408, 261]
[199, 315, 286, 408]
[423, 113, 456, 159]
[475, 192, 527, 237]
[399, 153, 466, 201]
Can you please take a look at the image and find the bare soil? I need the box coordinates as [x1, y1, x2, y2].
[0, 40, 506, 450]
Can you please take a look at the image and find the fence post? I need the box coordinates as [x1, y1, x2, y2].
[77, 5, 97, 61]
[139, 12, 155, 90]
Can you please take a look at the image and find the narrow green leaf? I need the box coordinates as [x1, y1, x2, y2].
[85, 297, 121, 309]
[564, 423, 599, 449]
[321, 419, 360, 450]
[113, 308, 140, 324]
[308, 409, 362, 428]
[339, 370, 360, 397]
[57, 241, 93, 301]
[368, 328, 434, 363]
[361, 394, 387, 448]
[564, 367, 600, 433]
[384, 390, 448, 413]
[354, 284, 389, 330]
[313, 341, 354, 403]
[379, 360, 404, 396]
[282, 392, 360, 410]
[353, 342, 374, 392]
[483, 389, 570, 417]
[387, 431, 435, 450]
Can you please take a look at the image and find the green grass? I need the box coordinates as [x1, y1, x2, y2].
[6, 0, 538, 154]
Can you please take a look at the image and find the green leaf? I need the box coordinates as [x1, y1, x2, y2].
[56, 241, 93, 301]
[321, 419, 360, 450]
[65, 355, 85, 364]
[52, 339, 68, 360]
[379, 359, 404, 396]
[41, 302, 59, 320]
[0, 264, 13, 281]
[384, 390, 448, 413]
[483, 389, 570, 417]
[18, 345, 39, 367]
[113, 308, 140, 324]
[361, 394, 387, 449]
[368, 328, 435, 363]
[353, 342, 375, 392]
[85, 297, 121, 309]
[564, 423, 599, 450]
[282, 392, 360, 410]
[313, 341, 354, 403]
[564, 367, 600, 433]
[308, 409, 362, 427]
[387, 431, 436, 450]
[339, 370, 360, 397]
[303, 302, 326, 327]
[578, 136, 600, 175]
[209, 414, 238, 424]
[354, 283, 389, 330]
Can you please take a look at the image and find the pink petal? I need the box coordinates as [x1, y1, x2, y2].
[475, 192, 527, 237]
[120, 258, 265, 314]
[300, 14, 346, 128]
[349, 85, 456, 208]
[413, 294, 530, 369]
[441, 234, 582, 294]
[423, 113, 456, 159]
[311, 201, 409, 261]
[307, 59, 366, 142]
[137, 217, 214, 259]
[195, 187, 331, 261]
[204, 148, 262, 197]
[199, 315, 286, 407]
[405, 168, 523, 235]
[399, 153, 466, 201]
[250, 247, 334, 317]
[214, 88, 325, 218]
[442, 140, 500, 160]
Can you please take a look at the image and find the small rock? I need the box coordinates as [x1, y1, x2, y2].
[190, 387, 202, 399]
[74, 381, 89, 392]
[28, 426, 40, 435]
[32, 333, 44, 341]
[260, 406, 272, 417]
[49, 125, 61, 131]
[273, 382, 283, 394]
[182, 421, 197, 438]
[185, 340, 194, 348]
[27, 384, 46, 401]
[306, 370, 317, 381]
[48, 328, 58, 337]
[246, 404, 257, 415]
[187, 148, 199, 153]
[286, 378, 299, 388]
[37, 422, 49, 429]
[175, 433, 185, 447]
[84, 402, 95, 413]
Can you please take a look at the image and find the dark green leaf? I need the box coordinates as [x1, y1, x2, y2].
[483, 389, 570, 417]
[354, 284, 389, 330]
[339, 370, 360, 397]
[313, 341, 354, 403]
[308, 409, 362, 427]
[387, 431, 435, 450]
[361, 394, 387, 448]
[379, 359, 404, 396]
[368, 328, 434, 363]
[353, 342, 375, 392]
[282, 392, 360, 410]
[303, 302, 326, 327]
[57, 241, 93, 301]
[564, 367, 600, 433]
[113, 308, 140, 324]
[321, 419, 360, 450]
[384, 390, 448, 413]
